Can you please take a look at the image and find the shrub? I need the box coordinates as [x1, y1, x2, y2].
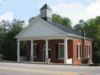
[82, 57, 89, 64]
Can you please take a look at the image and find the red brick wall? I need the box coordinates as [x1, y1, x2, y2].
[72, 39, 92, 64]
[68, 40, 73, 59]
[26, 39, 92, 64]
[84, 40, 92, 63]
[27, 40, 64, 63]
[73, 39, 83, 64]
[49, 40, 73, 63]
[49, 40, 64, 63]
[26, 40, 45, 62]
[34, 40, 44, 62]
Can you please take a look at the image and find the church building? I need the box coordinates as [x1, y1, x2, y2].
[15, 4, 93, 64]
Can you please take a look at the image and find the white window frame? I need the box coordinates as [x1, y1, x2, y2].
[77, 43, 81, 59]
[87, 44, 90, 57]
[58, 43, 64, 59]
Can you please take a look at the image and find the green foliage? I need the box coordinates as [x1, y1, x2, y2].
[74, 16, 100, 63]
[29, 14, 72, 28]
[0, 19, 24, 60]
[52, 14, 72, 28]
[82, 57, 89, 64]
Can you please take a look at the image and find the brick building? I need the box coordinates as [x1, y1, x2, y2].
[15, 4, 93, 64]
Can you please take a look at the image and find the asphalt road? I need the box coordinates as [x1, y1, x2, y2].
[0, 62, 100, 75]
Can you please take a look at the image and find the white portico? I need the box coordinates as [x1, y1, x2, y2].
[15, 16, 70, 64]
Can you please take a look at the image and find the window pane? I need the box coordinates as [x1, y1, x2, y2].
[80, 45, 82, 57]
[89, 46, 90, 56]
[85, 45, 87, 57]
[88, 45, 90, 56]
[33, 45, 37, 57]
[78, 45, 80, 58]
[77, 44, 81, 59]
[58, 44, 64, 59]
[77, 45, 78, 58]
[87, 46, 88, 57]
[60, 45, 64, 58]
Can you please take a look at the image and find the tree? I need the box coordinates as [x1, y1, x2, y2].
[52, 14, 72, 28]
[74, 16, 100, 63]
[29, 14, 72, 28]
[0, 19, 24, 60]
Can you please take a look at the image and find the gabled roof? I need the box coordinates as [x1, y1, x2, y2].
[40, 4, 52, 11]
[15, 17, 92, 41]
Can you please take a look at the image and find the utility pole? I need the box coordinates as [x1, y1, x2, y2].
[80, 20, 85, 59]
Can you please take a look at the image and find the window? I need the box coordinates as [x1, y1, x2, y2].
[87, 46, 88, 57]
[85, 44, 90, 57]
[89, 45, 91, 56]
[58, 43, 64, 59]
[77, 44, 81, 59]
[33, 44, 38, 58]
[80, 45, 82, 57]
[88, 45, 90, 57]
[85, 45, 87, 57]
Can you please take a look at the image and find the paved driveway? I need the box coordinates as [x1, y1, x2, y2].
[0, 62, 100, 75]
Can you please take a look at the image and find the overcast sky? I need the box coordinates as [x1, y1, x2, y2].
[0, 0, 100, 25]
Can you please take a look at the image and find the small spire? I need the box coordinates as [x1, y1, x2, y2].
[40, 4, 52, 11]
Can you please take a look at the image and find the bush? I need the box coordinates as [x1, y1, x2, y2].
[82, 57, 89, 64]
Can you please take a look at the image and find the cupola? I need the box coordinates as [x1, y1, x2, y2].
[40, 4, 52, 21]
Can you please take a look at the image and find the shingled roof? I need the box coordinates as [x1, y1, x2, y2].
[46, 20, 82, 37]
[46, 20, 93, 40]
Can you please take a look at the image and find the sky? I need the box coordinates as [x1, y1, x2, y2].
[0, 0, 100, 25]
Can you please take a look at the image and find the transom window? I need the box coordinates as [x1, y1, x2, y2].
[58, 43, 64, 59]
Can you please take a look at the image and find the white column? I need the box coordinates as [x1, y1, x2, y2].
[17, 40, 20, 62]
[45, 39, 49, 63]
[64, 38, 68, 64]
[30, 40, 34, 62]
